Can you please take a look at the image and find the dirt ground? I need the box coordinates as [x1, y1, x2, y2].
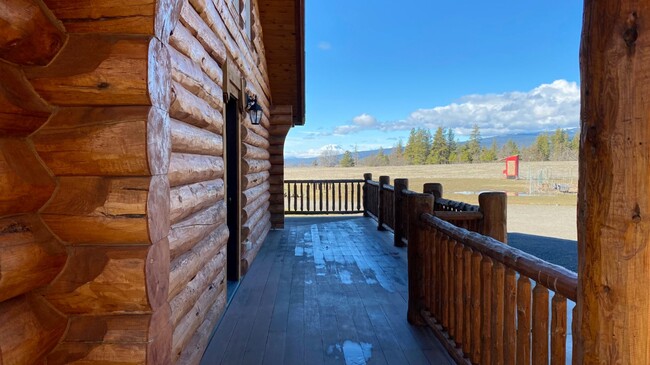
[508, 204, 577, 240]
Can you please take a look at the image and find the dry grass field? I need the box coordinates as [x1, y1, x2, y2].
[286, 161, 579, 240]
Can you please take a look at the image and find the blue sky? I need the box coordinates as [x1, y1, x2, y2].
[285, 1, 584, 158]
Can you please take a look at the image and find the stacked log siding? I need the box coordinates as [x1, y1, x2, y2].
[0, 0, 298, 363]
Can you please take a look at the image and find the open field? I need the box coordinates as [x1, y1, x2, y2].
[285, 161, 579, 241]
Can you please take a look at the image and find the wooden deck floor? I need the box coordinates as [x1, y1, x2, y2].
[201, 216, 453, 365]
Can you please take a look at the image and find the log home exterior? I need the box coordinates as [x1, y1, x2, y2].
[0, 0, 302, 363]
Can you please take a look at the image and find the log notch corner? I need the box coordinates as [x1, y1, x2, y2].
[0, 0, 181, 363]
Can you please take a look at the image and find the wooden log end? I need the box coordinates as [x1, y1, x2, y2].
[148, 175, 171, 244]
[148, 38, 171, 110]
[147, 107, 171, 175]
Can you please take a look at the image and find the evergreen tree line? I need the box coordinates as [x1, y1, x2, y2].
[324, 124, 579, 167]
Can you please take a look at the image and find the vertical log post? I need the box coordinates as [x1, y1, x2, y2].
[423, 183, 443, 209]
[377, 175, 389, 231]
[479, 192, 507, 243]
[407, 192, 434, 325]
[394, 178, 408, 247]
[362, 173, 372, 217]
[577, 3, 650, 363]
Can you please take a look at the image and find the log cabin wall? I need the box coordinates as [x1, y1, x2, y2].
[0, 0, 300, 364]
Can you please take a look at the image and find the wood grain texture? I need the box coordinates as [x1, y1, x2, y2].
[0, 215, 66, 302]
[0, 62, 51, 136]
[170, 81, 223, 133]
[25, 34, 150, 106]
[168, 202, 226, 260]
[169, 22, 223, 86]
[0, 138, 55, 216]
[170, 179, 224, 224]
[170, 118, 223, 155]
[577, 2, 650, 364]
[168, 152, 224, 187]
[169, 45, 223, 111]
[0, 0, 65, 65]
[0, 294, 67, 365]
[41, 176, 169, 245]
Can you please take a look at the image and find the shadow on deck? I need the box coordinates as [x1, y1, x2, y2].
[201, 216, 453, 365]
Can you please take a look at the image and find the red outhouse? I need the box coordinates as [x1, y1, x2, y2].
[503, 155, 519, 179]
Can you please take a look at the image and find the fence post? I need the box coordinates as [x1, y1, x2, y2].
[362, 173, 372, 217]
[479, 192, 507, 243]
[423, 183, 443, 201]
[394, 178, 408, 247]
[377, 176, 389, 230]
[407, 192, 434, 325]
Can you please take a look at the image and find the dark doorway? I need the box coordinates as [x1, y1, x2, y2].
[225, 97, 240, 284]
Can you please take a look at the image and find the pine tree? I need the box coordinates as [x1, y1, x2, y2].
[446, 128, 458, 163]
[390, 138, 406, 165]
[404, 128, 431, 165]
[466, 124, 482, 163]
[501, 139, 520, 158]
[531, 133, 551, 161]
[340, 151, 355, 167]
[550, 128, 571, 160]
[426, 127, 449, 164]
[480, 139, 498, 162]
[570, 131, 580, 151]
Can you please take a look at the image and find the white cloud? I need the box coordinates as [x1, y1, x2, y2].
[331, 80, 580, 137]
[318, 41, 332, 50]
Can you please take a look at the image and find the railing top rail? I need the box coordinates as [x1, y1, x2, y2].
[383, 184, 394, 192]
[434, 211, 483, 221]
[436, 197, 480, 212]
[366, 180, 379, 187]
[421, 212, 577, 301]
[285, 179, 365, 184]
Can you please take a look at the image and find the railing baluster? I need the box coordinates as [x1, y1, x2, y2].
[470, 251, 482, 364]
[481, 256, 493, 365]
[345, 182, 349, 212]
[462, 247, 472, 357]
[338, 182, 342, 212]
[319, 182, 323, 212]
[306, 183, 311, 212]
[448, 237, 456, 338]
[454, 241, 463, 348]
[430, 231, 439, 318]
[442, 236, 450, 330]
[517, 276, 532, 365]
[492, 262, 505, 365]
[504, 268, 517, 365]
[532, 285, 549, 365]
[551, 294, 567, 365]
[300, 183, 304, 212]
[293, 182, 297, 211]
[356, 182, 361, 211]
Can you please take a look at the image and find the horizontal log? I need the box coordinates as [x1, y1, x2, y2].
[169, 46, 223, 112]
[33, 106, 170, 176]
[169, 224, 228, 299]
[241, 218, 271, 273]
[242, 158, 271, 175]
[46, 242, 168, 314]
[268, 135, 287, 146]
[271, 105, 293, 116]
[270, 114, 293, 126]
[0, 294, 67, 364]
[242, 181, 270, 207]
[170, 247, 225, 328]
[248, 211, 271, 248]
[25, 34, 152, 106]
[242, 201, 270, 240]
[169, 202, 226, 260]
[179, 1, 226, 65]
[175, 284, 226, 365]
[172, 278, 226, 362]
[270, 155, 284, 165]
[170, 118, 222, 155]
[268, 144, 284, 155]
[268, 124, 291, 136]
[243, 143, 270, 160]
[169, 22, 223, 86]
[41, 176, 170, 245]
[54, 304, 171, 364]
[0, 0, 65, 65]
[169, 201, 226, 259]
[170, 81, 223, 134]
[170, 179, 224, 224]
[433, 211, 484, 221]
[268, 175, 283, 186]
[269, 205, 284, 214]
[43, 0, 182, 43]
[169, 153, 224, 187]
[242, 191, 270, 223]
[249, 123, 270, 139]
[0, 62, 52, 136]
[269, 194, 284, 205]
[242, 127, 270, 149]
[0, 215, 66, 302]
[0, 138, 55, 216]
[243, 171, 269, 190]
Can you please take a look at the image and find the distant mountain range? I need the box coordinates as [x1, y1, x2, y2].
[285, 128, 579, 167]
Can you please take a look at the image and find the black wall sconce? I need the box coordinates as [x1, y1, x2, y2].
[246, 94, 263, 125]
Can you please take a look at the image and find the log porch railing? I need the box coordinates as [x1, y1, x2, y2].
[284, 179, 364, 215]
[363, 174, 506, 247]
[407, 192, 577, 365]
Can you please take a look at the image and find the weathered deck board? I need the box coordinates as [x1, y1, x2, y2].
[201, 216, 453, 365]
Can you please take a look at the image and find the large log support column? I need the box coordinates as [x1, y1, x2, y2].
[268, 105, 293, 229]
[577, 2, 650, 363]
[478, 192, 507, 243]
